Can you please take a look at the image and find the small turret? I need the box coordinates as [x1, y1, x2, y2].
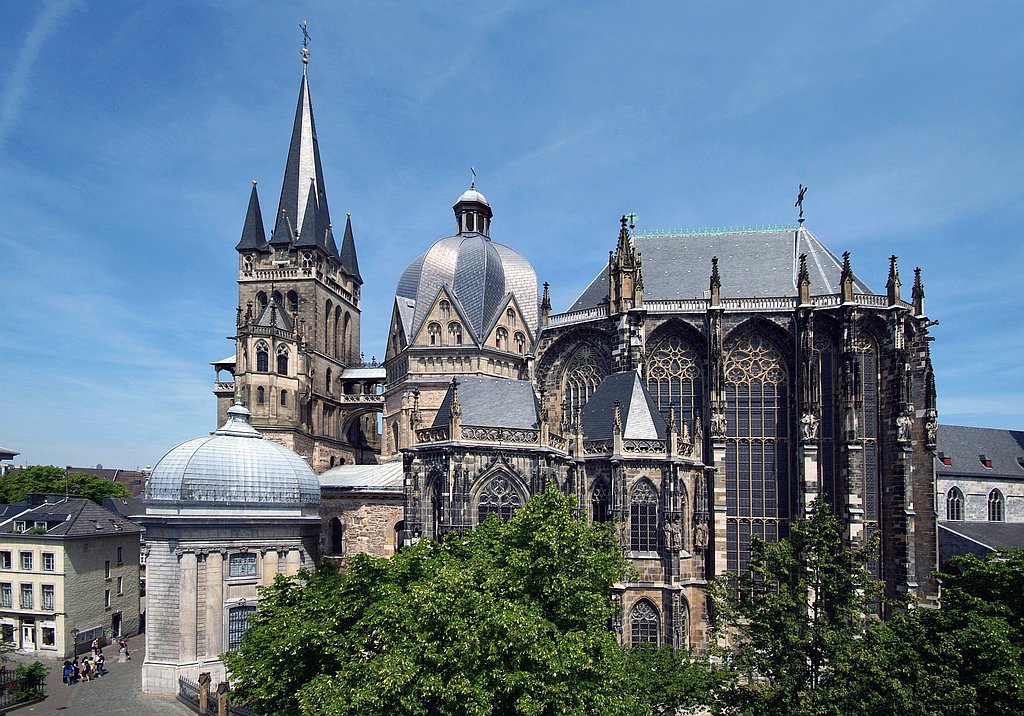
[710, 256, 722, 307]
[887, 255, 901, 306]
[912, 267, 926, 317]
[797, 253, 810, 305]
[841, 251, 855, 303]
[540, 282, 552, 327]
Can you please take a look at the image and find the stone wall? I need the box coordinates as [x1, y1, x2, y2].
[321, 495, 404, 558]
[64, 533, 141, 654]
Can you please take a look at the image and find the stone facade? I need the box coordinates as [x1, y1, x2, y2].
[321, 493, 404, 559]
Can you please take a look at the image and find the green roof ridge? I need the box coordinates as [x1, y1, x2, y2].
[633, 224, 800, 238]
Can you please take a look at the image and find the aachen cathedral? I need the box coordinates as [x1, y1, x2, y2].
[211, 52, 940, 653]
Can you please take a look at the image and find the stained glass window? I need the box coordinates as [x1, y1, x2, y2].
[630, 600, 660, 645]
[563, 344, 608, 419]
[646, 333, 703, 431]
[946, 487, 964, 521]
[988, 489, 1004, 522]
[592, 480, 611, 523]
[477, 475, 523, 524]
[630, 481, 658, 552]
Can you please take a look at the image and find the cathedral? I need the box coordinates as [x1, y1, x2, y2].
[212, 54, 940, 651]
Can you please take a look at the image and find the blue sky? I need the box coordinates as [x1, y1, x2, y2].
[1, 1, 1022, 469]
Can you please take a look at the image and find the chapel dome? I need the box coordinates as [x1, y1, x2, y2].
[395, 188, 538, 341]
[146, 403, 320, 507]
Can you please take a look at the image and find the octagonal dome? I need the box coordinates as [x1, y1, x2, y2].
[146, 403, 319, 507]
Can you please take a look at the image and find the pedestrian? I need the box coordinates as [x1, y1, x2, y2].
[91, 637, 100, 656]
[119, 638, 130, 660]
[72, 658, 81, 684]
[96, 653, 106, 677]
[81, 658, 92, 682]
[62, 660, 73, 686]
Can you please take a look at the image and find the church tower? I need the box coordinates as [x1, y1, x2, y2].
[213, 49, 383, 472]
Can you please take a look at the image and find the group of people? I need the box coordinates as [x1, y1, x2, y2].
[61, 638, 128, 685]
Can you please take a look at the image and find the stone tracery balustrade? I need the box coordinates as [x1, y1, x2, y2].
[623, 439, 666, 453]
[214, 381, 236, 391]
[416, 427, 450, 443]
[338, 394, 384, 404]
[460, 426, 539, 444]
[583, 439, 613, 455]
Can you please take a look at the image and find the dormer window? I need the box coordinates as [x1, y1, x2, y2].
[938, 452, 952, 466]
[439, 300, 451, 319]
[980, 454, 993, 469]
[1018, 457, 1024, 470]
[13, 522, 25, 533]
[507, 308, 516, 326]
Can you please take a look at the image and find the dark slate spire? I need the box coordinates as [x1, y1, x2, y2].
[710, 256, 721, 306]
[841, 251, 855, 303]
[235, 181, 268, 252]
[293, 180, 323, 249]
[269, 208, 295, 247]
[275, 69, 332, 249]
[339, 213, 362, 284]
[887, 255, 902, 306]
[798, 253, 810, 305]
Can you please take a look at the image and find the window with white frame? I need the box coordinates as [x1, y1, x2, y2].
[0, 583, 11, 608]
[41, 584, 54, 611]
[19, 552, 32, 571]
[946, 487, 964, 521]
[988, 489, 1005, 522]
[20, 584, 32, 609]
[42, 553, 55, 572]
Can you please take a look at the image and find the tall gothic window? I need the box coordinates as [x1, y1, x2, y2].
[815, 333, 838, 507]
[630, 480, 658, 553]
[439, 300, 451, 319]
[227, 605, 257, 651]
[724, 332, 789, 574]
[477, 474, 523, 524]
[855, 332, 880, 527]
[342, 312, 352, 359]
[280, 389, 288, 407]
[287, 290, 299, 314]
[276, 345, 289, 375]
[326, 368, 333, 393]
[988, 489, 1004, 522]
[255, 342, 269, 372]
[256, 291, 268, 312]
[946, 487, 964, 521]
[507, 308, 516, 326]
[256, 386, 265, 405]
[563, 343, 608, 419]
[591, 480, 611, 523]
[325, 300, 333, 353]
[630, 600, 660, 646]
[333, 308, 341, 357]
[646, 333, 703, 431]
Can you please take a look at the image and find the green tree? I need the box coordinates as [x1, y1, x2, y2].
[224, 487, 684, 716]
[709, 498, 881, 715]
[0, 465, 130, 505]
[623, 645, 725, 716]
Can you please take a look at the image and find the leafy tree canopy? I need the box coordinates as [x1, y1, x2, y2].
[224, 487, 717, 716]
[0, 465, 130, 505]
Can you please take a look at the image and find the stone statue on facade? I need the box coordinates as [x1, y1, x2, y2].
[896, 411, 913, 443]
[800, 410, 820, 442]
[711, 409, 727, 439]
[694, 519, 709, 550]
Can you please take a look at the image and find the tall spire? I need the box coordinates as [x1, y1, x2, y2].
[235, 180, 267, 252]
[275, 61, 331, 249]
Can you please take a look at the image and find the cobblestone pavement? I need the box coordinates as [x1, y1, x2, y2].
[5, 634, 192, 715]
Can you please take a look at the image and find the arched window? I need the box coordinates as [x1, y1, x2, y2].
[448, 322, 463, 346]
[325, 300, 333, 352]
[333, 308, 341, 357]
[256, 386, 265, 405]
[563, 343, 608, 418]
[592, 480, 611, 523]
[287, 290, 299, 314]
[276, 345, 289, 375]
[227, 605, 257, 651]
[280, 389, 288, 407]
[428, 322, 441, 346]
[724, 331, 789, 574]
[391, 421, 399, 453]
[439, 300, 451, 319]
[946, 487, 964, 521]
[255, 342, 269, 372]
[630, 600, 660, 646]
[630, 480, 658, 552]
[301, 252, 314, 270]
[329, 517, 343, 555]
[272, 290, 283, 307]
[342, 312, 352, 359]
[477, 474, 523, 524]
[325, 368, 333, 393]
[646, 333, 703, 433]
[256, 291, 268, 313]
[988, 489, 1004, 522]
[496, 327, 508, 350]
[507, 308, 516, 326]
[514, 332, 526, 354]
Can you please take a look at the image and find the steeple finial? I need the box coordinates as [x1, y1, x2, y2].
[300, 20, 311, 69]
[912, 266, 925, 316]
[798, 253, 810, 305]
[841, 251, 855, 303]
[795, 184, 808, 224]
[709, 256, 721, 307]
[470, 166, 476, 189]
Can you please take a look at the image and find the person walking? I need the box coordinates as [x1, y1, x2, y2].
[96, 652, 106, 677]
[62, 660, 73, 686]
[72, 658, 81, 684]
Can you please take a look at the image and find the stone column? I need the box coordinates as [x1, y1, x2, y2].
[284, 548, 301, 577]
[711, 440, 728, 578]
[262, 550, 279, 586]
[205, 551, 223, 659]
[179, 551, 198, 664]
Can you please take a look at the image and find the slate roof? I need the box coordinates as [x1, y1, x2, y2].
[0, 497, 142, 538]
[319, 461, 404, 492]
[938, 521, 1024, 552]
[568, 225, 873, 311]
[432, 376, 539, 429]
[102, 496, 147, 520]
[936, 425, 1024, 480]
[235, 181, 268, 252]
[339, 214, 361, 284]
[254, 297, 295, 331]
[0, 447, 18, 460]
[581, 371, 667, 440]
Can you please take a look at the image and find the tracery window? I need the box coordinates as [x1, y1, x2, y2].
[477, 474, 523, 524]
[514, 332, 526, 354]
[255, 341, 269, 372]
[448, 322, 463, 346]
[724, 332, 789, 574]
[646, 333, 703, 430]
[854, 332, 880, 526]
[342, 312, 352, 358]
[814, 333, 838, 506]
[427, 322, 441, 346]
[439, 300, 451, 319]
[276, 345, 289, 375]
[301, 252, 314, 270]
[496, 327, 508, 350]
[630, 600, 660, 646]
[563, 343, 608, 419]
[592, 480, 611, 523]
[946, 487, 964, 521]
[227, 605, 257, 651]
[988, 489, 1004, 522]
[242, 255, 253, 273]
[630, 480, 658, 552]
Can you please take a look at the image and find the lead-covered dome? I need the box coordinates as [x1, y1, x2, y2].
[396, 187, 538, 341]
[147, 403, 319, 507]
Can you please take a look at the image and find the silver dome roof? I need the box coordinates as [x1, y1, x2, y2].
[455, 187, 489, 206]
[146, 403, 320, 506]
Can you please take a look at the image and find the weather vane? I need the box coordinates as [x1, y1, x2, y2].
[470, 166, 477, 189]
[625, 212, 638, 228]
[795, 184, 808, 224]
[300, 20, 311, 65]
